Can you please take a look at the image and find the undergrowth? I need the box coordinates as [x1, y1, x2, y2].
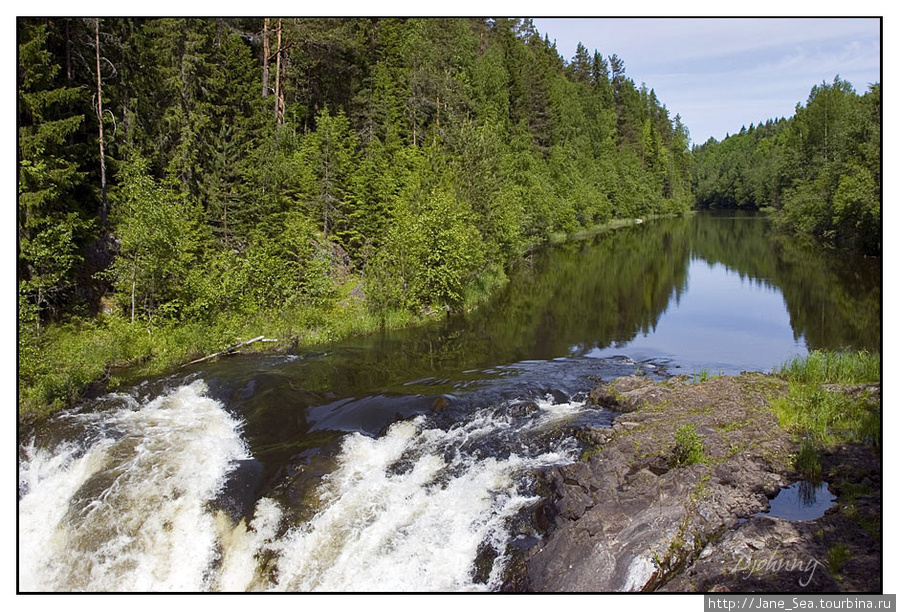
[771, 350, 880, 480]
[777, 350, 880, 386]
[17, 276, 435, 417]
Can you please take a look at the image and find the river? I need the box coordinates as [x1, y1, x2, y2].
[17, 212, 880, 592]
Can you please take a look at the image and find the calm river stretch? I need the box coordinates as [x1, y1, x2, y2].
[18, 212, 880, 591]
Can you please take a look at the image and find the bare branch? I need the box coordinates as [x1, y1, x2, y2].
[104, 108, 117, 138]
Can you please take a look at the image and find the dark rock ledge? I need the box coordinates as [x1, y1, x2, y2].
[502, 374, 881, 593]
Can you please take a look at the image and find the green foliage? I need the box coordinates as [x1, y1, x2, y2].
[777, 350, 880, 385]
[18, 20, 95, 322]
[17, 315, 153, 415]
[826, 543, 851, 578]
[771, 383, 880, 448]
[692, 77, 881, 254]
[301, 108, 360, 247]
[18, 17, 700, 414]
[672, 424, 706, 467]
[772, 350, 880, 485]
[366, 184, 485, 312]
[107, 155, 204, 322]
[242, 211, 334, 309]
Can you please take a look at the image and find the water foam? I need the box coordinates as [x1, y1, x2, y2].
[18, 381, 249, 592]
[19, 384, 601, 592]
[263, 396, 593, 592]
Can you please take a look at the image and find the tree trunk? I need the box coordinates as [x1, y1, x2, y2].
[94, 18, 108, 225]
[274, 18, 284, 125]
[65, 19, 73, 83]
[262, 18, 270, 97]
[130, 257, 136, 324]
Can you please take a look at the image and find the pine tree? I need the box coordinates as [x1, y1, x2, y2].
[301, 107, 359, 249]
[17, 20, 95, 324]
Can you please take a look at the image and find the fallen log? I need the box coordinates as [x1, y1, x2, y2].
[183, 335, 276, 367]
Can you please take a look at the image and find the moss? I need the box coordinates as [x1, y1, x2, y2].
[716, 419, 751, 433]
[688, 403, 715, 416]
[575, 429, 605, 462]
[578, 444, 601, 462]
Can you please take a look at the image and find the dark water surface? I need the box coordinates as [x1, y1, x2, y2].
[19, 212, 880, 591]
[208, 211, 879, 469]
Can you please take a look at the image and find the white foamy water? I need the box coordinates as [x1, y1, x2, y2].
[262, 396, 589, 592]
[19, 384, 598, 592]
[18, 380, 250, 592]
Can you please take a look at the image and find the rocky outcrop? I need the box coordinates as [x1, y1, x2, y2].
[504, 374, 882, 593]
[662, 440, 881, 592]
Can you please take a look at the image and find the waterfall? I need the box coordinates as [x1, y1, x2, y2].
[18, 381, 249, 591]
[19, 380, 598, 592]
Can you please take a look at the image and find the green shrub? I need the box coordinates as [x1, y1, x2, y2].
[672, 424, 706, 467]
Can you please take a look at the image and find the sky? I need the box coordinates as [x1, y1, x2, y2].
[532, 17, 882, 146]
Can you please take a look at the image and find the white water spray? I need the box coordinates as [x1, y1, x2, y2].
[261, 396, 590, 591]
[18, 380, 249, 591]
[19, 383, 599, 592]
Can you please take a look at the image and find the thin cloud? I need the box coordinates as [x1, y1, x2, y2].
[533, 17, 881, 144]
[539, 18, 878, 66]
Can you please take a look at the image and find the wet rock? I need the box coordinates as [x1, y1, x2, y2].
[589, 375, 674, 412]
[506, 374, 879, 592]
[504, 400, 539, 418]
[431, 396, 450, 413]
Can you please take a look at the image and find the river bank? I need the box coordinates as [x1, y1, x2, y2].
[19, 216, 662, 421]
[503, 372, 882, 592]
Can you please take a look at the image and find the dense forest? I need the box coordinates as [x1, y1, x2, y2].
[691, 76, 881, 254]
[18, 17, 694, 412]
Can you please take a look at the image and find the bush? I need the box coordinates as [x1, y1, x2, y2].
[672, 424, 706, 467]
[365, 186, 485, 313]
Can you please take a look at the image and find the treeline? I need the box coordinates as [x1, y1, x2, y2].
[18, 18, 691, 411]
[691, 76, 881, 254]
